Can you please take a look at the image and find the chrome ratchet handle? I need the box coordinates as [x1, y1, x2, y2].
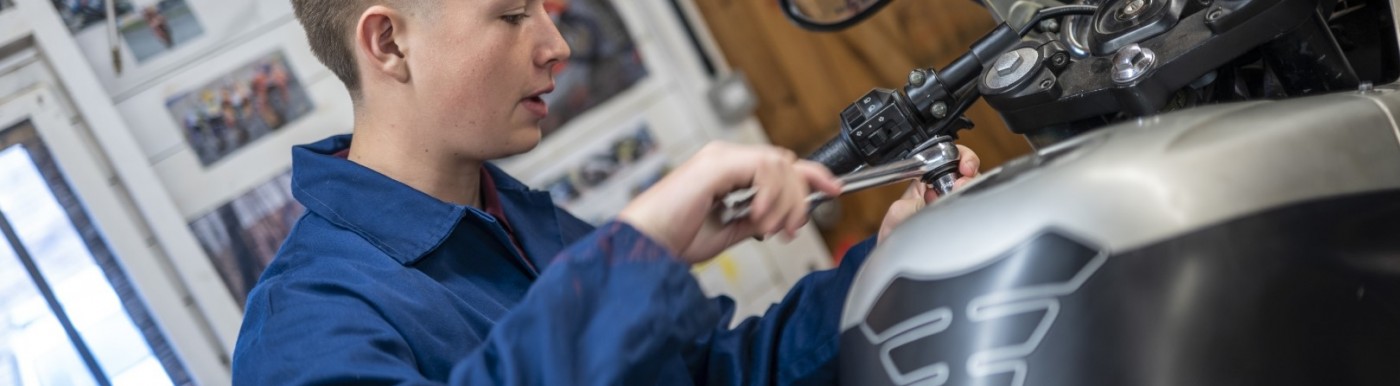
[717, 141, 961, 224]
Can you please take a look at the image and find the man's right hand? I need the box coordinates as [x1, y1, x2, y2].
[619, 142, 842, 264]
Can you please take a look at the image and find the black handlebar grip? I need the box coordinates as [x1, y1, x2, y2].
[806, 135, 864, 175]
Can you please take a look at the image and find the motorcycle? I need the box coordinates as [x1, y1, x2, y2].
[770, 0, 1400, 384]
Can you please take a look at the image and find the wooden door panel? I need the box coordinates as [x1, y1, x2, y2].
[694, 0, 1034, 253]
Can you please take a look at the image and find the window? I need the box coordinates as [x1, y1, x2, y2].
[0, 122, 189, 386]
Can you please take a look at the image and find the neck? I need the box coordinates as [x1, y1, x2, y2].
[347, 109, 483, 208]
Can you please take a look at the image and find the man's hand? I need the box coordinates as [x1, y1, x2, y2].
[619, 142, 842, 264]
[878, 145, 981, 243]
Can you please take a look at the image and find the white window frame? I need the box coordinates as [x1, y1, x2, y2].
[9, 0, 241, 382]
[0, 86, 229, 385]
[0, 3, 26, 50]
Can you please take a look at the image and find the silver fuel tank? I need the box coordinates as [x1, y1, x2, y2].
[839, 84, 1400, 386]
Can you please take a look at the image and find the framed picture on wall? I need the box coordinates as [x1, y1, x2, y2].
[116, 20, 352, 222]
[49, 0, 206, 58]
[26, 0, 295, 99]
[163, 50, 314, 166]
[545, 124, 658, 206]
[117, 0, 204, 64]
[187, 170, 300, 307]
[532, 118, 670, 224]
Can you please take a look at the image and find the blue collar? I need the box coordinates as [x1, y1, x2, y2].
[290, 135, 565, 270]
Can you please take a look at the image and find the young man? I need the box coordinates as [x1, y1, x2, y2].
[231, 0, 981, 384]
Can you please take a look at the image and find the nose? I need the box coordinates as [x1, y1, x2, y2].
[535, 11, 573, 70]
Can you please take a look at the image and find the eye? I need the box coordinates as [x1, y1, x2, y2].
[502, 13, 529, 25]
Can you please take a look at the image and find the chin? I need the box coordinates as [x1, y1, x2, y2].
[494, 126, 543, 159]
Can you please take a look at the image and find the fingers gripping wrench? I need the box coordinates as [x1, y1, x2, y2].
[718, 140, 962, 224]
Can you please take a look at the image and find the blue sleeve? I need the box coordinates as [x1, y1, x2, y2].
[234, 221, 719, 385]
[448, 221, 719, 384]
[687, 236, 879, 386]
[233, 273, 439, 385]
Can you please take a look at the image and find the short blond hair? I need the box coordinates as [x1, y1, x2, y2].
[290, 0, 425, 97]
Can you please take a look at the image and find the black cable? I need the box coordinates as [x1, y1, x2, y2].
[778, 0, 897, 32]
[1018, 5, 1100, 36]
[935, 82, 982, 137]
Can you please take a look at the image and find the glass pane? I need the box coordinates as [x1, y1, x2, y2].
[0, 121, 184, 386]
[0, 228, 97, 386]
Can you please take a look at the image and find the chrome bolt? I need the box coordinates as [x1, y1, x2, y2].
[994, 50, 1024, 76]
[1112, 44, 1156, 84]
[930, 102, 949, 119]
[1206, 7, 1223, 21]
[1039, 19, 1060, 33]
[1122, 0, 1147, 16]
[983, 48, 1040, 90]
[909, 70, 927, 87]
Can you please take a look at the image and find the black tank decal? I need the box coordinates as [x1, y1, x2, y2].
[842, 189, 1400, 386]
[858, 231, 1105, 386]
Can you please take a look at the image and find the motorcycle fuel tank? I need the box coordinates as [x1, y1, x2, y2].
[839, 84, 1400, 386]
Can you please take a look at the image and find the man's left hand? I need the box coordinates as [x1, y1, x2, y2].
[878, 145, 981, 243]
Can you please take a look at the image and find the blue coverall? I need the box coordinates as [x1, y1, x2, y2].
[231, 135, 876, 385]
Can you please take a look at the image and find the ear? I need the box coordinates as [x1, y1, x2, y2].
[355, 6, 411, 84]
